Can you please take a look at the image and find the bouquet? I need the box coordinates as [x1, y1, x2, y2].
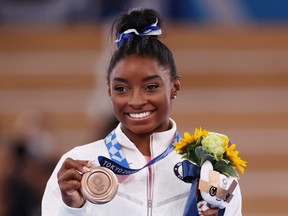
[173, 128, 247, 179]
[174, 128, 247, 213]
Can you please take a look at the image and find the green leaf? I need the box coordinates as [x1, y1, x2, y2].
[200, 153, 215, 166]
[214, 160, 239, 179]
[195, 136, 203, 146]
[183, 151, 199, 165]
[195, 146, 205, 159]
[193, 146, 214, 166]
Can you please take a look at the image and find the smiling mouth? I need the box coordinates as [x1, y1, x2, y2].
[129, 111, 151, 119]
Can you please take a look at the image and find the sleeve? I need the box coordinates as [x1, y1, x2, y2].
[41, 154, 87, 216]
[223, 181, 242, 216]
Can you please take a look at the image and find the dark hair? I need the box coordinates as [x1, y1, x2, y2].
[107, 8, 177, 83]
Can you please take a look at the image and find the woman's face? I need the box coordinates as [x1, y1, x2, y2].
[108, 55, 179, 136]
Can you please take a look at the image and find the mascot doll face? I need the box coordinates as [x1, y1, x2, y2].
[199, 160, 236, 209]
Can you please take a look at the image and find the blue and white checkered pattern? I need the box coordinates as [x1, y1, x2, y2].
[104, 130, 129, 168]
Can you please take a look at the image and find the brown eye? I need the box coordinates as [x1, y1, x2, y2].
[145, 84, 159, 91]
[114, 86, 128, 93]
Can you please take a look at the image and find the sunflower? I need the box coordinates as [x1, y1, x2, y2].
[173, 128, 208, 153]
[194, 127, 208, 140]
[225, 143, 247, 174]
[173, 132, 194, 153]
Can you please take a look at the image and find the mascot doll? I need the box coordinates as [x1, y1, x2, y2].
[198, 160, 238, 209]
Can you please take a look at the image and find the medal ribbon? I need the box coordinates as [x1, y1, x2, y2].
[98, 130, 179, 175]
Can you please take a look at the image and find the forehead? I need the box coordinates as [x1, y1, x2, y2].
[110, 55, 170, 81]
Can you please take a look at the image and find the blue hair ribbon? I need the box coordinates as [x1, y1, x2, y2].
[115, 18, 162, 47]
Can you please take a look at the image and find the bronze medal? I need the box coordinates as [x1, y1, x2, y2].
[81, 166, 118, 204]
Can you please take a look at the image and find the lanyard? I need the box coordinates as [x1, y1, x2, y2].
[98, 129, 179, 175]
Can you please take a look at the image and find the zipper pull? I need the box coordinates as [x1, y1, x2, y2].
[148, 199, 152, 208]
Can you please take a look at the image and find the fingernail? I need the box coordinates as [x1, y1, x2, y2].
[87, 160, 94, 165]
[82, 166, 91, 173]
[66, 189, 75, 195]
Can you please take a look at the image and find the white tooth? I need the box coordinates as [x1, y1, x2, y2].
[129, 112, 150, 119]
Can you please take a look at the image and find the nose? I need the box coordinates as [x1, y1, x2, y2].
[128, 90, 147, 108]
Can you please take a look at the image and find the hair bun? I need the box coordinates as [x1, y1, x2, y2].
[113, 8, 163, 45]
[115, 17, 162, 47]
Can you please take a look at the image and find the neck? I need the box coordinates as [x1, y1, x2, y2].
[120, 120, 173, 157]
[123, 130, 152, 156]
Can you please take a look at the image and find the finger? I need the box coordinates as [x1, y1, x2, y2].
[63, 158, 91, 172]
[197, 200, 205, 209]
[59, 179, 82, 195]
[58, 168, 84, 198]
[202, 208, 218, 216]
[58, 167, 83, 183]
[59, 180, 85, 208]
[58, 158, 91, 178]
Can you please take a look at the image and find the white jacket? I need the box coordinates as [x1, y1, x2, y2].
[42, 119, 242, 216]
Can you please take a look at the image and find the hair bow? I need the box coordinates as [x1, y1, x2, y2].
[115, 18, 162, 47]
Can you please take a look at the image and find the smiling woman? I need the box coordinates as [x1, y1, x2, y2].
[41, 8, 242, 216]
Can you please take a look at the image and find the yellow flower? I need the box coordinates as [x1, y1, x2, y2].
[173, 128, 208, 153]
[194, 128, 208, 140]
[174, 132, 194, 153]
[225, 143, 247, 174]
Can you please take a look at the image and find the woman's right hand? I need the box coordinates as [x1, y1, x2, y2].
[57, 157, 91, 208]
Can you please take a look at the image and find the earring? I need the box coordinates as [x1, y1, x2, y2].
[172, 95, 177, 99]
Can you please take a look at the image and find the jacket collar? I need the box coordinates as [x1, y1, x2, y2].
[114, 118, 178, 155]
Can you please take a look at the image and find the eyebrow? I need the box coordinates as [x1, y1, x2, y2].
[112, 77, 128, 83]
[142, 75, 162, 82]
[112, 75, 162, 83]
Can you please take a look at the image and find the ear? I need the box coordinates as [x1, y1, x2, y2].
[107, 82, 112, 97]
[171, 76, 180, 99]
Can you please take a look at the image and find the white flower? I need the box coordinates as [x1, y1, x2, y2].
[201, 132, 227, 160]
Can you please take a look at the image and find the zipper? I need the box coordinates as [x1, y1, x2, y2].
[147, 136, 154, 216]
[147, 166, 153, 216]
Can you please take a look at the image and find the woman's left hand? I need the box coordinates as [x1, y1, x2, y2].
[198, 201, 218, 216]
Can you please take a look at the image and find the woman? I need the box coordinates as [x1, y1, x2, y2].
[42, 8, 242, 216]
